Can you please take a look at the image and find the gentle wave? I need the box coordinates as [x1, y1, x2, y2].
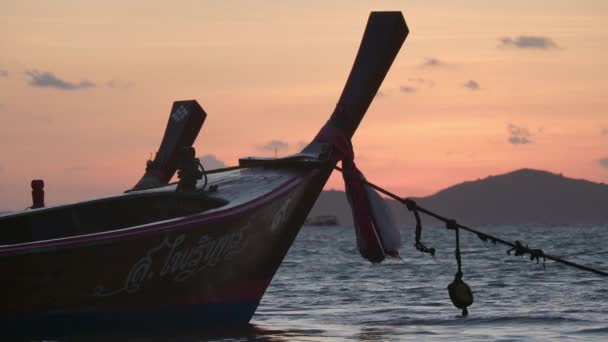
[572, 326, 608, 334]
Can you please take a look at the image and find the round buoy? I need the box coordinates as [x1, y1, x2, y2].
[447, 271, 473, 316]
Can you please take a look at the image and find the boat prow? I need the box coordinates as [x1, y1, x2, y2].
[0, 11, 408, 333]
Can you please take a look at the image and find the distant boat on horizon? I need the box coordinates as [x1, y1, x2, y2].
[304, 215, 339, 226]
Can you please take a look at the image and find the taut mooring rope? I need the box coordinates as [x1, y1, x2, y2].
[333, 165, 608, 278]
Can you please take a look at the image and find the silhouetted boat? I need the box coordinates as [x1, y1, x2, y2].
[0, 11, 408, 333]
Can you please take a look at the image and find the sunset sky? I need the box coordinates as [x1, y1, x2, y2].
[1, 0, 607, 210]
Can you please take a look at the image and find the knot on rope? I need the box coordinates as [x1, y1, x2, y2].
[404, 198, 417, 211]
[446, 219, 458, 230]
[476, 232, 497, 245]
[507, 240, 546, 268]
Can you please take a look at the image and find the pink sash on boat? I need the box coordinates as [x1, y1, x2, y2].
[314, 126, 401, 262]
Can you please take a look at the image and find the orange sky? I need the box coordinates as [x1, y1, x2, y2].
[1, 0, 607, 210]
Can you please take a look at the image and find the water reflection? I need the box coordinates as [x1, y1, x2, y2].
[24, 324, 288, 342]
[353, 326, 389, 341]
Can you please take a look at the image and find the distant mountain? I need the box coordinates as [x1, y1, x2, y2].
[309, 169, 608, 226]
[417, 169, 608, 225]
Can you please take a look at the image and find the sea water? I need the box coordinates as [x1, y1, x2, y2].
[252, 224, 608, 341]
[27, 224, 608, 341]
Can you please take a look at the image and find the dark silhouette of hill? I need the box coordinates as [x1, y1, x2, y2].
[417, 169, 608, 224]
[309, 169, 608, 226]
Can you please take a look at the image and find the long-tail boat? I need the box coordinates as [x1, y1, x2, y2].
[0, 11, 408, 332]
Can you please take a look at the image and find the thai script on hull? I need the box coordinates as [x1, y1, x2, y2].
[93, 229, 243, 296]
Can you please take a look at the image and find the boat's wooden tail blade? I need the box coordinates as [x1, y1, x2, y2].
[319, 11, 408, 141]
[131, 100, 206, 191]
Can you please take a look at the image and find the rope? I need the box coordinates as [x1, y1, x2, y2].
[333, 165, 608, 278]
[447, 219, 463, 274]
[404, 199, 435, 256]
[196, 159, 209, 191]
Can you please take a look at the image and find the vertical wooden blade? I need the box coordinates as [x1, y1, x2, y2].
[131, 100, 206, 191]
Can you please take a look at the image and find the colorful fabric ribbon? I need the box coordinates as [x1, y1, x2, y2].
[315, 126, 401, 263]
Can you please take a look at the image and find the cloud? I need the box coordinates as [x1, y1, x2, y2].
[398, 77, 435, 94]
[408, 77, 435, 87]
[106, 79, 134, 89]
[198, 154, 227, 170]
[400, 86, 417, 93]
[463, 80, 480, 91]
[0, 70, 7, 78]
[600, 158, 608, 169]
[499, 35, 558, 49]
[419, 58, 446, 68]
[25, 70, 96, 90]
[261, 139, 289, 152]
[601, 127, 608, 136]
[508, 124, 533, 145]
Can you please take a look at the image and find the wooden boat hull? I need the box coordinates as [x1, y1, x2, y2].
[0, 11, 408, 335]
[0, 166, 331, 333]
